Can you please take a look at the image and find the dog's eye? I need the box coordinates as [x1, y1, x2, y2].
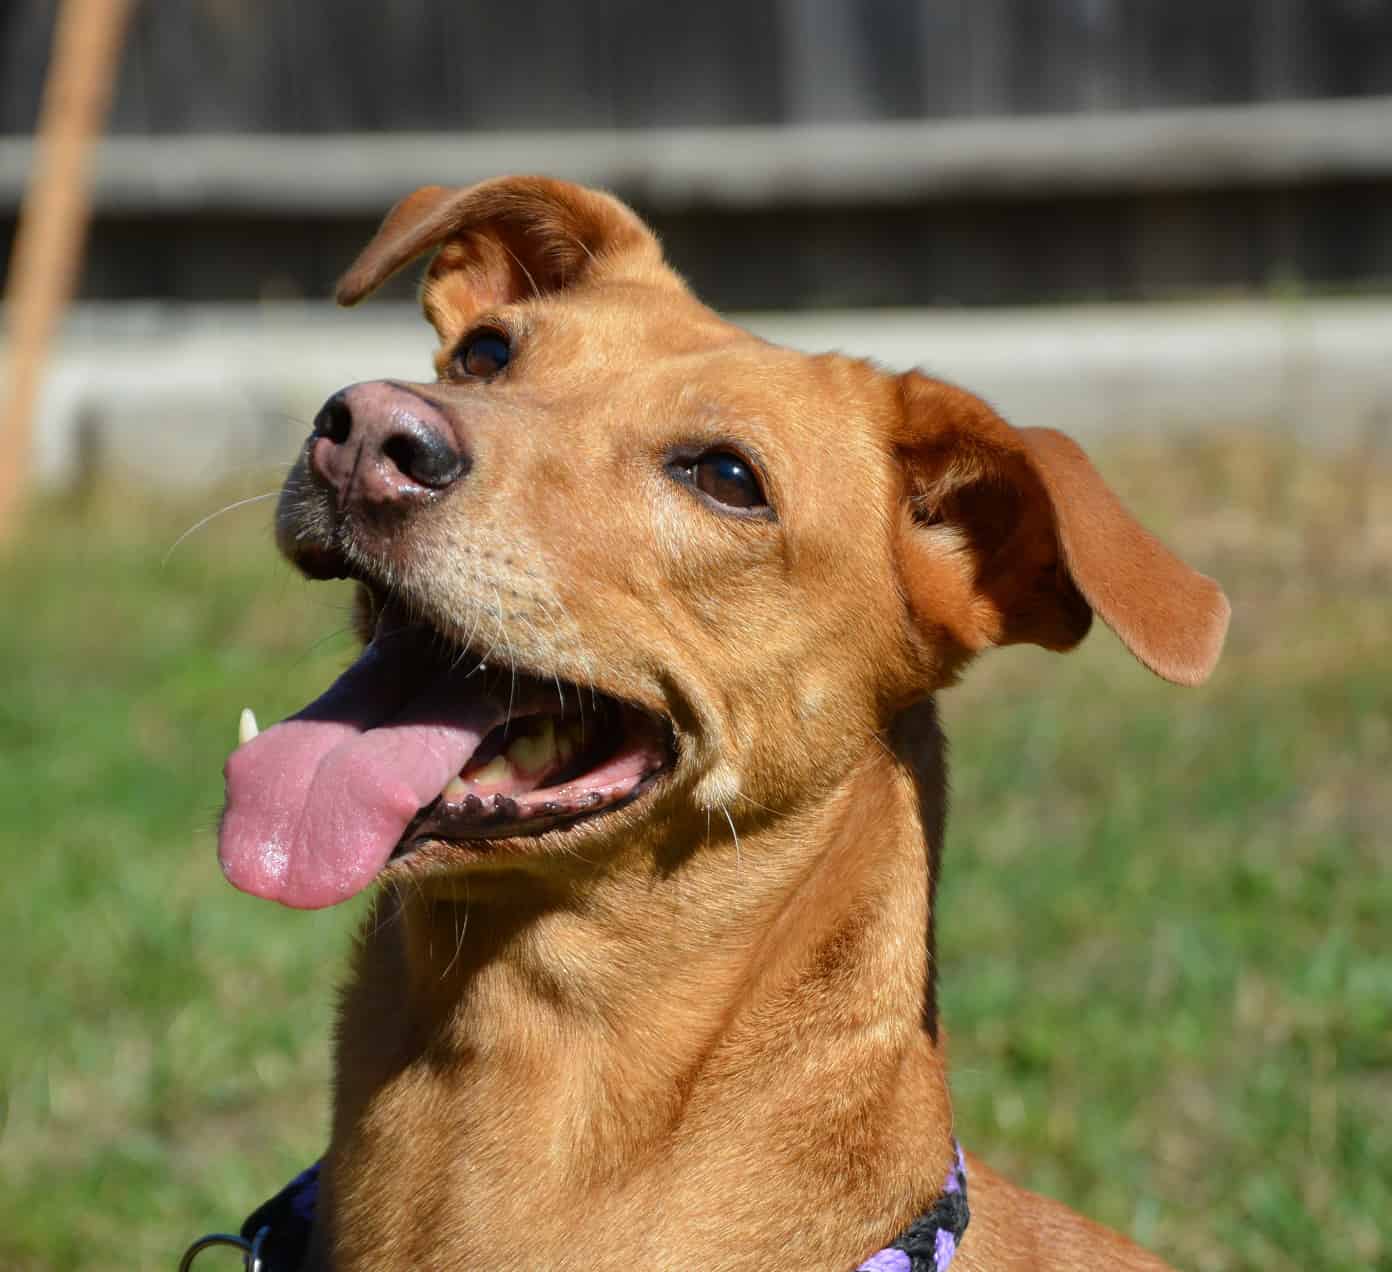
[694, 452, 763, 508]
[454, 329, 510, 379]
[669, 449, 768, 513]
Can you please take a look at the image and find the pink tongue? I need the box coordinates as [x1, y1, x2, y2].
[219, 633, 503, 909]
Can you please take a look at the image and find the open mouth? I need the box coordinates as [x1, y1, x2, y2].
[218, 603, 674, 909]
[399, 695, 669, 847]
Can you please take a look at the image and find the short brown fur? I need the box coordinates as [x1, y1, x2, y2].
[272, 176, 1227, 1271]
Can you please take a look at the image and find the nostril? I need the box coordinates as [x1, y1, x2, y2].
[382, 425, 465, 489]
[311, 385, 467, 499]
[313, 394, 353, 445]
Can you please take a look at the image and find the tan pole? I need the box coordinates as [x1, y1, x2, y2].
[1, 0, 135, 541]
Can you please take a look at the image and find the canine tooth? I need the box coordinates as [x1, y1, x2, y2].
[471, 755, 513, 787]
[238, 708, 259, 745]
[506, 719, 557, 773]
[442, 776, 469, 801]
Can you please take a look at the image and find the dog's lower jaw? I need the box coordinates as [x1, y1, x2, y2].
[316, 741, 958, 1272]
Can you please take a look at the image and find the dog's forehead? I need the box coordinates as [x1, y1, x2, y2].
[522, 285, 897, 458]
[521, 279, 749, 358]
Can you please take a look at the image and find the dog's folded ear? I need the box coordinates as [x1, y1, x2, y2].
[334, 175, 666, 313]
[894, 373, 1229, 686]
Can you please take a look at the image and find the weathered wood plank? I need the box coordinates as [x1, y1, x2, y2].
[5, 0, 1392, 133]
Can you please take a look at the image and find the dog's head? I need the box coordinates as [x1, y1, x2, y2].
[219, 177, 1228, 909]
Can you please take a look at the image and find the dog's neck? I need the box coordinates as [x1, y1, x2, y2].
[321, 703, 955, 1271]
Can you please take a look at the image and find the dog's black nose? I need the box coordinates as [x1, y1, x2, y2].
[310, 382, 469, 503]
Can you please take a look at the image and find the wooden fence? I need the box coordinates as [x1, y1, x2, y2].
[5, 0, 1392, 135]
[2, 1, 1391, 308]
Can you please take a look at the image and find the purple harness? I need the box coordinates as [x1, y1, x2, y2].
[179, 1142, 968, 1271]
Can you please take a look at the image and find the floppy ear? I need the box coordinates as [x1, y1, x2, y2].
[894, 373, 1229, 686]
[334, 174, 667, 314]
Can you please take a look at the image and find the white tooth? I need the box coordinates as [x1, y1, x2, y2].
[442, 775, 469, 801]
[238, 708, 260, 745]
[471, 755, 513, 787]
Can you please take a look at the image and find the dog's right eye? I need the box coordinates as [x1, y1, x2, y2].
[666, 447, 772, 518]
[453, 329, 511, 379]
[693, 452, 764, 509]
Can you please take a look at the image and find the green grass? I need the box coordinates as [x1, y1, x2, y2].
[2, 434, 1389, 1270]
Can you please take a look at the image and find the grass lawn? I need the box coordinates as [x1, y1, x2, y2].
[1, 432, 1388, 1270]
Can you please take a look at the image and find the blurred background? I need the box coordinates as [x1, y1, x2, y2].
[1, 3, 1389, 1269]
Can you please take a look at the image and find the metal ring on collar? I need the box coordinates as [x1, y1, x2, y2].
[176, 1225, 269, 1271]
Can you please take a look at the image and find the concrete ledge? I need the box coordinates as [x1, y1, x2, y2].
[19, 299, 1392, 490]
[4, 97, 1392, 215]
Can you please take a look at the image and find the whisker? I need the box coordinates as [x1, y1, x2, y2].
[484, 587, 519, 725]
[442, 877, 471, 980]
[733, 791, 778, 816]
[499, 242, 542, 300]
[565, 231, 600, 270]
[296, 624, 357, 665]
[371, 880, 406, 940]
[721, 805, 742, 875]
[162, 491, 279, 565]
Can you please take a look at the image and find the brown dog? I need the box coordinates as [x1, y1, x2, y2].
[217, 176, 1228, 1271]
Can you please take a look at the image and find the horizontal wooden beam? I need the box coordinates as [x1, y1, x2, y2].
[2, 97, 1391, 216]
